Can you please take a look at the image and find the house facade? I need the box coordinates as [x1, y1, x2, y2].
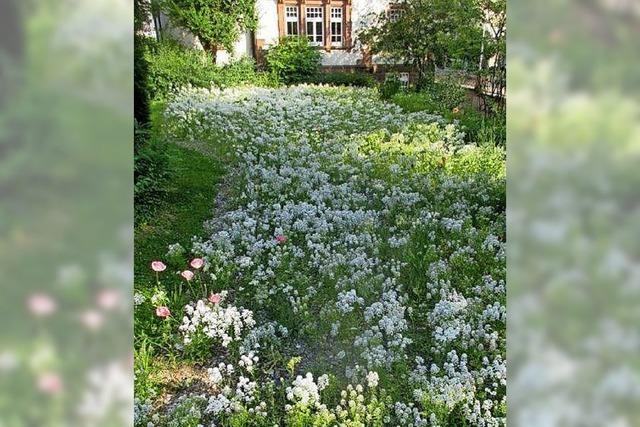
[149, 0, 409, 76]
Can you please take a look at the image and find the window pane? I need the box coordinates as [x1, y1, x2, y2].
[287, 22, 297, 35]
[307, 22, 313, 34]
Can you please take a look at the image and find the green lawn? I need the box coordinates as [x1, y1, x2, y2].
[134, 102, 226, 295]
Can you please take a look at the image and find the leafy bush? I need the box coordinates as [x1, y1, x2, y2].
[425, 75, 468, 111]
[311, 71, 376, 87]
[143, 38, 279, 99]
[378, 75, 403, 100]
[266, 36, 321, 84]
[134, 122, 170, 220]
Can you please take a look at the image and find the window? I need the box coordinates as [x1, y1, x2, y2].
[285, 6, 299, 36]
[399, 72, 410, 88]
[388, 7, 405, 22]
[330, 7, 343, 47]
[306, 7, 324, 46]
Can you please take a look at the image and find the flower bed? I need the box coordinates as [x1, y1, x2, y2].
[135, 85, 505, 426]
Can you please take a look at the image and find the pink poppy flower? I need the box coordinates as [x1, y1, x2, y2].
[37, 372, 63, 395]
[156, 306, 171, 318]
[27, 293, 57, 317]
[151, 261, 167, 272]
[96, 289, 120, 310]
[181, 270, 194, 281]
[190, 258, 204, 269]
[208, 293, 222, 305]
[275, 235, 287, 244]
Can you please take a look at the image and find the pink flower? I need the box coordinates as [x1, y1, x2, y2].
[156, 306, 170, 318]
[37, 372, 63, 395]
[151, 261, 167, 272]
[27, 293, 57, 317]
[151, 261, 167, 273]
[181, 270, 194, 281]
[208, 293, 222, 305]
[96, 289, 120, 310]
[275, 235, 287, 244]
[190, 258, 204, 269]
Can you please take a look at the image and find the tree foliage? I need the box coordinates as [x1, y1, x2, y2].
[358, 0, 483, 88]
[477, 0, 506, 101]
[159, 0, 257, 62]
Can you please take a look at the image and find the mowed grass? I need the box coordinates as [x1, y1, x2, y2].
[134, 102, 225, 294]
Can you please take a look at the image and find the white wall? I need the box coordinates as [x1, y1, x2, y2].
[217, 33, 254, 65]
[321, 51, 363, 67]
[256, 0, 280, 46]
[158, 12, 203, 51]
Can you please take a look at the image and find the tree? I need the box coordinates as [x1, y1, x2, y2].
[477, 0, 506, 103]
[159, 0, 257, 63]
[358, 0, 483, 89]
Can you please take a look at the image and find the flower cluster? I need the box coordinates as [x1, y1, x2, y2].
[136, 85, 506, 426]
[179, 297, 255, 347]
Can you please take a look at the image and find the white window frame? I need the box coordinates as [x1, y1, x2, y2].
[388, 7, 405, 23]
[330, 7, 343, 47]
[285, 6, 299, 36]
[306, 7, 324, 46]
[399, 72, 410, 88]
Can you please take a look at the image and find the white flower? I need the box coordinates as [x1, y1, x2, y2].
[366, 371, 379, 388]
[133, 292, 145, 306]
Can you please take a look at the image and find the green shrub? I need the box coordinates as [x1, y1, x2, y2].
[379, 75, 403, 100]
[266, 36, 321, 84]
[311, 71, 376, 87]
[134, 122, 170, 220]
[143, 39, 279, 99]
[392, 77, 465, 113]
[144, 38, 212, 98]
[425, 75, 467, 111]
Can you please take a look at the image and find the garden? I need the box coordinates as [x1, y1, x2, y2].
[134, 1, 505, 426]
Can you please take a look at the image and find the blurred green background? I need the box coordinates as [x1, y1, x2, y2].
[0, 0, 133, 425]
[508, 0, 640, 425]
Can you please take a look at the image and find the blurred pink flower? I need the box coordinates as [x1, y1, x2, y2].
[96, 289, 120, 310]
[37, 372, 63, 395]
[190, 258, 204, 269]
[156, 306, 171, 318]
[276, 235, 287, 244]
[208, 293, 222, 304]
[181, 270, 194, 281]
[80, 310, 104, 331]
[27, 293, 57, 317]
[151, 261, 167, 272]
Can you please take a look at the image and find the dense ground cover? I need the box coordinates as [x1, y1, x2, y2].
[135, 85, 505, 426]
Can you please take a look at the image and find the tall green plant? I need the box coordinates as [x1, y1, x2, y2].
[159, 0, 257, 62]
